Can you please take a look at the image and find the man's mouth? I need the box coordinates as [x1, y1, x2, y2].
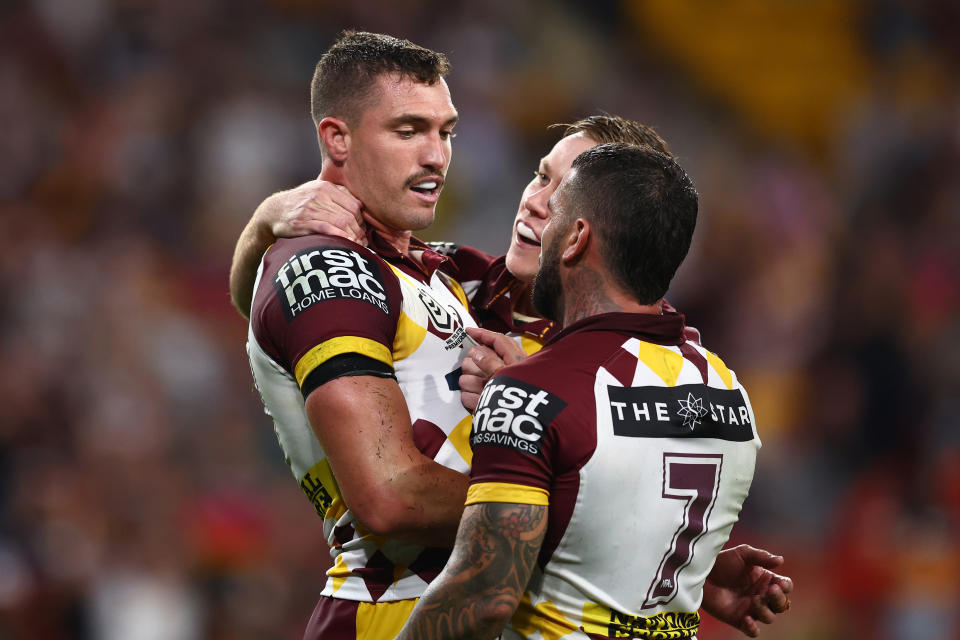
[515, 221, 541, 248]
[409, 176, 443, 198]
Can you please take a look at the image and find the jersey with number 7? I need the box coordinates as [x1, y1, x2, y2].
[467, 310, 760, 639]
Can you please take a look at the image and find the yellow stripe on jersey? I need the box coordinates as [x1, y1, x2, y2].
[387, 263, 419, 287]
[392, 563, 408, 586]
[705, 350, 734, 389]
[356, 598, 419, 640]
[511, 592, 578, 640]
[637, 341, 684, 387]
[466, 482, 549, 506]
[581, 603, 700, 638]
[328, 553, 351, 595]
[392, 310, 428, 361]
[520, 334, 546, 356]
[447, 415, 474, 466]
[294, 336, 393, 387]
[443, 274, 471, 311]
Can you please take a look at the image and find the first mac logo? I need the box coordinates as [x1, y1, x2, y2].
[273, 247, 388, 321]
[472, 377, 566, 457]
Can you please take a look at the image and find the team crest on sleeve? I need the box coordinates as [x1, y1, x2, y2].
[272, 246, 388, 321]
[471, 377, 566, 456]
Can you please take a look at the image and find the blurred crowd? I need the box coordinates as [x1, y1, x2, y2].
[1, 1, 958, 638]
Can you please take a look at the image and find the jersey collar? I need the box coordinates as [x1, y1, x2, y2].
[367, 229, 451, 278]
[546, 309, 687, 347]
[469, 255, 557, 340]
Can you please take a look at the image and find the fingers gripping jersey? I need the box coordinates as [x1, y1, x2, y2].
[467, 312, 760, 640]
[246, 235, 477, 603]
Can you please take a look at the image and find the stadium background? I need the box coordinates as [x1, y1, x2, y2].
[1, 0, 958, 638]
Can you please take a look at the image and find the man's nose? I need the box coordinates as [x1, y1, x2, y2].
[421, 133, 449, 169]
[524, 187, 550, 219]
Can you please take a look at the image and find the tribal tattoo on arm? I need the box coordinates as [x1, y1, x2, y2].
[396, 501, 548, 640]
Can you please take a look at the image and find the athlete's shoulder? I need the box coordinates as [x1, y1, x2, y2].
[264, 234, 386, 269]
[251, 233, 401, 341]
[516, 328, 628, 375]
[438, 244, 502, 285]
[471, 370, 569, 461]
[475, 349, 582, 427]
[449, 244, 498, 268]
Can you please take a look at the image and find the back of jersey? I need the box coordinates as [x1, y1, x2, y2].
[470, 313, 760, 640]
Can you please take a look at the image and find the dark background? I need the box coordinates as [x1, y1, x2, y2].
[1, 1, 958, 638]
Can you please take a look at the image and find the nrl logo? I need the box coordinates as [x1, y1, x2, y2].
[418, 289, 458, 334]
[418, 289, 469, 350]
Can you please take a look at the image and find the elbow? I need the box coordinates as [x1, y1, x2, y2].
[350, 491, 422, 539]
[479, 601, 516, 635]
[467, 595, 518, 639]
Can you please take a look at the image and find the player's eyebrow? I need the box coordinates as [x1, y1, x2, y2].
[540, 158, 551, 174]
[386, 114, 459, 128]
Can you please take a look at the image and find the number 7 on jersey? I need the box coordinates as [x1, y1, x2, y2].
[643, 453, 723, 608]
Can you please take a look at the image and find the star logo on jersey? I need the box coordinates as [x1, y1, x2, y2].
[676, 392, 708, 430]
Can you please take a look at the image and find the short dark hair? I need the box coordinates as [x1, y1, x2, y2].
[564, 143, 698, 304]
[554, 115, 671, 156]
[310, 30, 451, 128]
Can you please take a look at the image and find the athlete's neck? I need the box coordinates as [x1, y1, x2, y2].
[319, 163, 412, 256]
[509, 280, 538, 318]
[364, 215, 413, 256]
[561, 265, 662, 327]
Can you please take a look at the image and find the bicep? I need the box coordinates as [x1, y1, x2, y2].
[304, 374, 420, 512]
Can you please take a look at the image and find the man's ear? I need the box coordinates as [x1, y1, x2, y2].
[318, 117, 350, 163]
[561, 218, 590, 264]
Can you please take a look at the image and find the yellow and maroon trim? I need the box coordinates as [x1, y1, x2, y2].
[465, 482, 550, 506]
[295, 336, 393, 388]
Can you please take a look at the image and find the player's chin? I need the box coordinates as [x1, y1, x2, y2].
[407, 207, 436, 231]
[505, 246, 538, 284]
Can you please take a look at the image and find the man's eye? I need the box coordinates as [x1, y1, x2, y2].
[440, 131, 457, 140]
[533, 171, 548, 184]
[396, 130, 415, 139]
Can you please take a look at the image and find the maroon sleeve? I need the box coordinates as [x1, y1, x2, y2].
[250, 235, 402, 386]
[468, 374, 568, 492]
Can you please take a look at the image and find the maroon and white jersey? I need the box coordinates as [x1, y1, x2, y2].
[441, 245, 557, 355]
[247, 232, 477, 603]
[466, 311, 760, 639]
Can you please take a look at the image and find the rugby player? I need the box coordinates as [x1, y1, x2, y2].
[238, 30, 790, 638]
[246, 31, 477, 639]
[397, 143, 766, 640]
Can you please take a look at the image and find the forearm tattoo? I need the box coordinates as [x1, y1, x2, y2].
[400, 502, 548, 640]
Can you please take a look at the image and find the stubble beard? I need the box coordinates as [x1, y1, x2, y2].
[532, 241, 564, 324]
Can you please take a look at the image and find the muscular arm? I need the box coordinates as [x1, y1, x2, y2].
[230, 180, 364, 318]
[305, 374, 468, 547]
[230, 202, 277, 318]
[396, 501, 548, 640]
